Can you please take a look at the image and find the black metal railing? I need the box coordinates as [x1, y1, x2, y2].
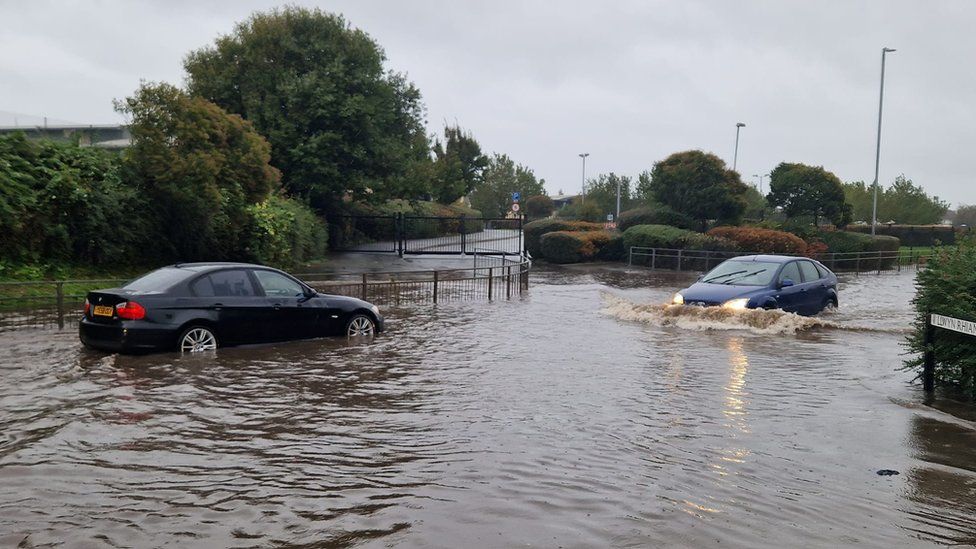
[627, 247, 934, 274]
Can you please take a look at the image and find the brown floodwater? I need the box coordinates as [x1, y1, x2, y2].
[1, 266, 975, 548]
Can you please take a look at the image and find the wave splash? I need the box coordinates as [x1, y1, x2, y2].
[601, 293, 844, 335]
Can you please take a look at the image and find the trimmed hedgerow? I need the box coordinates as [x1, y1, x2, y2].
[539, 230, 619, 263]
[817, 230, 900, 254]
[707, 226, 808, 255]
[524, 218, 604, 258]
[622, 224, 731, 251]
[847, 224, 955, 247]
[617, 206, 697, 232]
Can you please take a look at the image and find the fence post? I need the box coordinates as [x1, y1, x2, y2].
[519, 214, 525, 256]
[877, 252, 882, 275]
[506, 266, 512, 299]
[459, 215, 466, 255]
[361, 273, 368, 300]
[855, 253, 861, 277]
[651, 248, 657, 270]
[628, 247, 633, 267]
[488, 267, 494, 300]
[677, 249, 683, 271]
[56, 281, 65, 330]
[433, 271, 439, 304]
[396, 213, 404, 257]
[923, 313, 935, 392]
[705, 250, 711, 271]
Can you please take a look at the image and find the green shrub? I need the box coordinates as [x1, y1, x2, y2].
[524, 218, 604, 258]
[847, 224, 955, 246]
[597, 233, 626, 261]
[905, 238, 976, 398]
[246, 195, 327, 268]
[816, 230, 900, 271]
[622, 224, 729, 250]
[556, 200, 605, 222]
[707, 226, 808, 255]
[618, 206, 697, 232]
[539, 230, 618, 263]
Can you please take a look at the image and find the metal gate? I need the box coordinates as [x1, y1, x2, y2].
[329, 214, 524, 256]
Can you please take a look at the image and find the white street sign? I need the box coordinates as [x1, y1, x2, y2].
[511, 203, 521, 212]
[931, 313, 976, 337]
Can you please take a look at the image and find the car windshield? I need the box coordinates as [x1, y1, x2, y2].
[123, 267, 190, 292]
[701, 260, 780, 286]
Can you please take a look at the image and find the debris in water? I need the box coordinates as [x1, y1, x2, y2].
[876, 469, 900, 476]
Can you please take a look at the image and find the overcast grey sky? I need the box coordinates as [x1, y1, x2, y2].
[2, 1, 974, 207]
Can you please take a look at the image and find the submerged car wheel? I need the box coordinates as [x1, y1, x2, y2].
[346, 314, 376, 337]
[179, 326, 218, 353]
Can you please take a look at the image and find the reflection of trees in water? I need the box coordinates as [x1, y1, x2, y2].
[903, 414, 976, 545]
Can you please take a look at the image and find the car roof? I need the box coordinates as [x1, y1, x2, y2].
[168, 262, 271, 273]
[727, 254, 807, 264]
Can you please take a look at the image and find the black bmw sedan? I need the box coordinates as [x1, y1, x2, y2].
[79, 263, 384, 354]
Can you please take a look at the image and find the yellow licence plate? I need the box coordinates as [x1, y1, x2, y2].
[93, 305, 114, 317]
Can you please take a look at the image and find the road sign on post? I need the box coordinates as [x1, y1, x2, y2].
[924, 312, 976, 392]
[512, 192, 521, 202]
[511, 203, 521, 213]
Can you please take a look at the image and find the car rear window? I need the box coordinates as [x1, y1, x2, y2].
[798, 261, 821, 282]
[123, 268, 191, 292]
[207, 269, 256, 297]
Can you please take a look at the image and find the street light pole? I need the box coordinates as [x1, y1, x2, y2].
[733, 122, 745, 171]
[871, 47, 896, 236]
[615, 177, 621, 221]
[579, 153, 589, 204]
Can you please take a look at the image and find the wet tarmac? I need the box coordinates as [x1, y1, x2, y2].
[1, 266, 974, 548]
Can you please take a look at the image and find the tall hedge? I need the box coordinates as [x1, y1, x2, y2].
[622, 224, 731, 251]
[707, 226, 808, 255]
[905, 238, 976, 398]
[846, 224, 955, 246]
[538, 230, 621, 263]
[524, 218, 604, 258]
[617, 206, 697, 232]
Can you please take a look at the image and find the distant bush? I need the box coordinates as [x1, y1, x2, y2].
[246, 194, 327, 268]
[617, 206, 697, 232]
[597, 232, 626, 261]
[539, 230, 619, 263]
[707, 226, 808, 255]
[622, 224, 731, 251]
[905, 237, 976, 398]
[846, 224, 955, 247]
[524, 195, 555, 220]
[524, 218, 604, 258]
[556, 200, 604, 222]
[816, 230, 900, 271]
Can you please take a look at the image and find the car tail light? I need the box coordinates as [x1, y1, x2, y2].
[83, 298, 91, 316]
[116, 301, 146, 320]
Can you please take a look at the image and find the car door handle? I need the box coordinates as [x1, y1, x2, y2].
[213, 302, 224, 310]
[273, 303, 281, 310]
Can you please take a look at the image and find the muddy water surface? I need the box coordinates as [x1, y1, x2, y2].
[1, 267, 975, 548]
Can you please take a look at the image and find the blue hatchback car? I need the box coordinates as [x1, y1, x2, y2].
[672, 255, 838, 316]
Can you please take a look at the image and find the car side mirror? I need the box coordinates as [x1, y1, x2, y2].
[779, 278, 795, 288]
[696, 274, 704, 282]
[301, 288, 317, 301]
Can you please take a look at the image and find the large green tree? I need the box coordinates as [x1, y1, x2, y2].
[843, 176, 948, 225]
[468, 153, 544, 217]
[184, 6, 429, 212]
[647, 150, 748, 230]
[585, 173, 635, 218]
[767, 162, 851, 226]
[432, 125, 488, 204]
[117, 82, 281, 261]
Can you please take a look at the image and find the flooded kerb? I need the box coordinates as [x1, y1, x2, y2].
[1, 266, 975, 547]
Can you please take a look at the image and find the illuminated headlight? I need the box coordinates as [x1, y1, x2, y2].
[722, 298, 749, 310]
[370, 305, 380, 315]
[671, 293, 684, 305]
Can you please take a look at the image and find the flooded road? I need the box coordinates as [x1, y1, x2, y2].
[2, 267, 975, 548]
